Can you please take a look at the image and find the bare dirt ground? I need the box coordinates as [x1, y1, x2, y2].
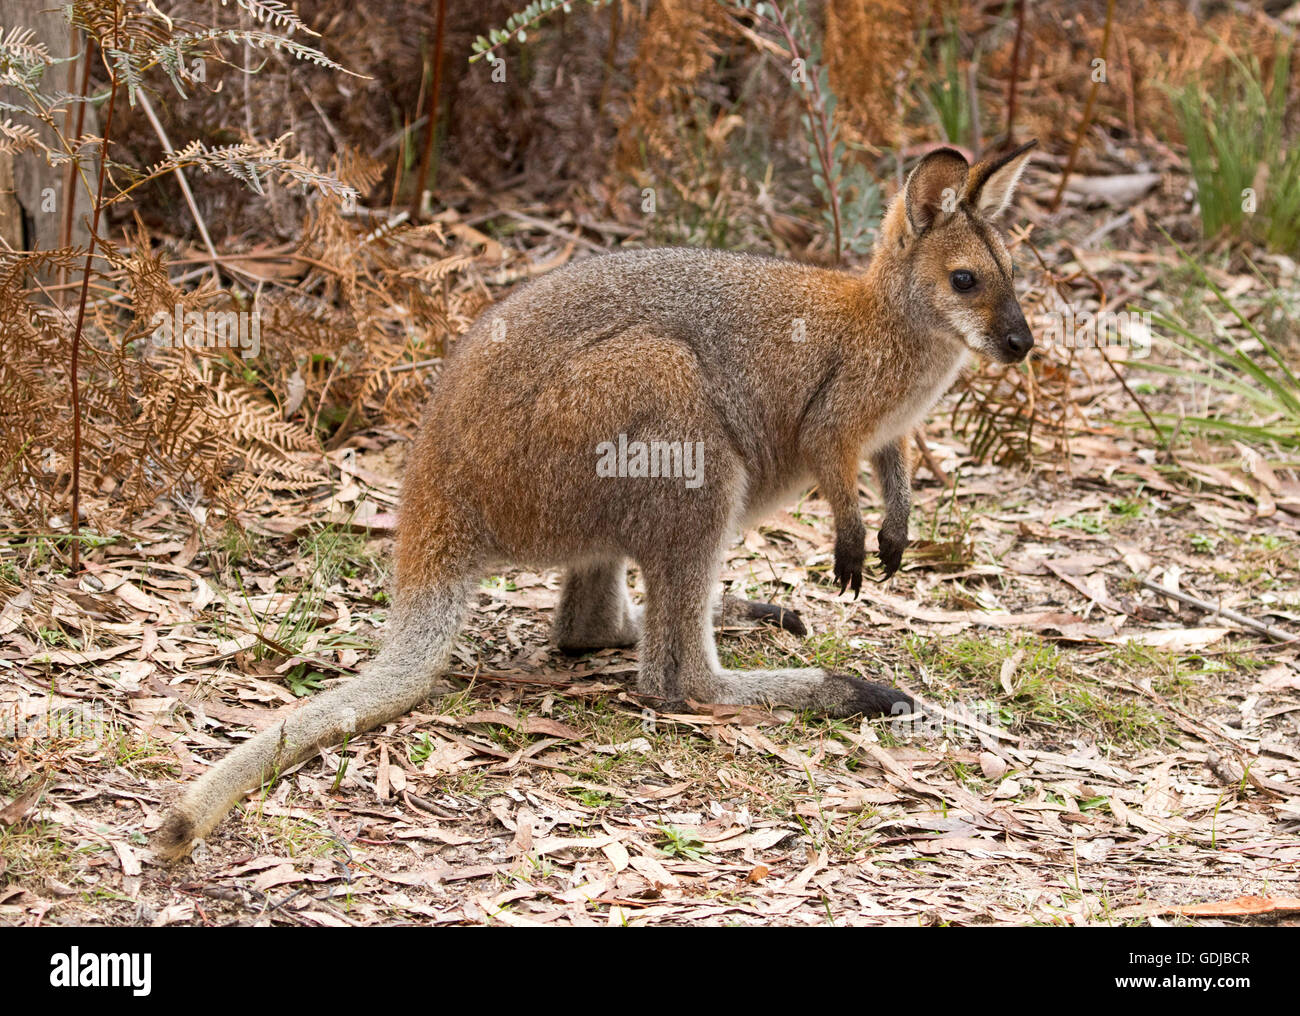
[3, 396, 1299, 925]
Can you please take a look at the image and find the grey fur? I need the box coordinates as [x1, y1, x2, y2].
[554, 560, 642, 651]
[553, 559, 804, 651]
[871, 441, 911, 577]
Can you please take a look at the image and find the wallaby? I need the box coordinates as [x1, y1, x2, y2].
[155, 141, 1037, 859]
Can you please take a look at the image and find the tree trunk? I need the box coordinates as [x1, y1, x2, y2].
[0, 2, 98, 260]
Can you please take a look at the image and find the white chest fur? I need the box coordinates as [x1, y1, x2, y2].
[866, 347, 968, 454]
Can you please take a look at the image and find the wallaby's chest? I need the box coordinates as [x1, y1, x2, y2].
[865, 348, 967, 454]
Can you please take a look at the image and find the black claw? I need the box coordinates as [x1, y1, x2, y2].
[834, 528, 866, 599]
[877, 529, 908, 580]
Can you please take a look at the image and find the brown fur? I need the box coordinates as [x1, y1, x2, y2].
[154, 142, 1037, 859]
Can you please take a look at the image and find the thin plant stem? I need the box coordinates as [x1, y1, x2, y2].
[69, 7, 123, 572]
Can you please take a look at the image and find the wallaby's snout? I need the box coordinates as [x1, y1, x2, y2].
[1005, 331, 1034, 360]
[999, 303, 1034, 363]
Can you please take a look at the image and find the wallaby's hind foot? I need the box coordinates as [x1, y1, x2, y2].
[819, 671, 914, 716]
[718, 594, 808, 637]
[636, 540, 907, 718]
[707, 667, 913, 718]
[636, 663, 913, 719]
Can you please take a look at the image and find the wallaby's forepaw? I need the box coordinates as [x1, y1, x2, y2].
[829, 673, 916, 717]
[877, 528, 908, 579]
[833, 530, 865, 598]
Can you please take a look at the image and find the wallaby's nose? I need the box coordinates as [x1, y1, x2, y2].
[1005, 332, 1034, 359]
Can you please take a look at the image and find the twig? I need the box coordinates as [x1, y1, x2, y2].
[410, 0, 448, 221]
[1079, 210, 1133, 248]
[403, 790, 457, 819]
[912, 430, 951, 487]
[137, 90, 222, 282]
[1023, 354, 1037, 465]
[1049, 0, 1117, 211]
[1003, 0, 1026, 143]
[497, 207, 605, 252]
[370, 114, 427, 159]
[1140, 578, 1295, 643]
[385, 357, 442, 375]
[445, 670, 631, 690]
[598, 0, 622, 113]
[57, 33, 94, 302]
[1095, 341, 1164, 448]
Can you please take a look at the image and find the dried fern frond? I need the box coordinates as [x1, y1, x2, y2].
[154, 28, 352, 74]
[331, 146, 384, 199]
[133, 134, 358, 203]
[226, 0, 319, 38]
[824, 0, 916, 149]
[616, 0, 727, 173]
[0, 118, 43, 154]
[0, 0, 483, 534]
[0, 25, 52, 67]
[405, 254, 476, 284]
[209, 374, 317, 454]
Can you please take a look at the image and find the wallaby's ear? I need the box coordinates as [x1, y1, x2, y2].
[903, 147, 969, 236]
[964, 139, 1037, 218]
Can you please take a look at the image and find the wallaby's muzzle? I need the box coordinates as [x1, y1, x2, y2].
[998, 302, 1035, 362]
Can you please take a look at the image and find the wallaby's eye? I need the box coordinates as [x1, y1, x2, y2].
[950, 270, 977, 293]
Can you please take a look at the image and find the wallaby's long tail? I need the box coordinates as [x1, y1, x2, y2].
[154, 580, 473, 860]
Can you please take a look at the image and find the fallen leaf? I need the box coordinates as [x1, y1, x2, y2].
[0, 784, 43, 825]
[1105, 628, 1229, 651]
[979, 752, 1008, 781]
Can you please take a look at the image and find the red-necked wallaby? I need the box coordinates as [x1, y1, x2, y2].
[155, 141, 1036, 858]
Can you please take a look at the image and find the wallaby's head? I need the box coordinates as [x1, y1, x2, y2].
[877, 140, 1037, 364]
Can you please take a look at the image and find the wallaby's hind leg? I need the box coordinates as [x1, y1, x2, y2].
[636, 548, 722, 707]
[554, 559, 642, 652]
[637, 540, 912, 718]
[554, 562, 806, 654]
